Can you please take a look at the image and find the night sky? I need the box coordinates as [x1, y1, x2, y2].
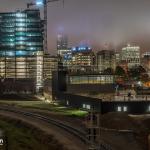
[1, 0, 150, 53]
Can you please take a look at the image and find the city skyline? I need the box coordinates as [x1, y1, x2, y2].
[1, 0, 150, 53]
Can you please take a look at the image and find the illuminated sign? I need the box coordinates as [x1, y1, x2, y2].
[71, 46, 92, 52]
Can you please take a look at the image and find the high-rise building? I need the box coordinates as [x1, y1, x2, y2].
[56, 33, 72, 67]
[121, 44, 140, 68]
[142, 51, 150, 58]
[0, 9, 43, 92]
[43, 54, 58, 99]
[57, 33, 68, 52]
[115, 52, 120, 65]
[97, 50, 116, 73]
[71, 47, 95, 72]
[141, 54, 150, 76]
[43, 54, 58, 80]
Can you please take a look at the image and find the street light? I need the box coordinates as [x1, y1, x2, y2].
[27, 0, 64, 53]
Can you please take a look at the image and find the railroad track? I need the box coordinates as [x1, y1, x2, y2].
[0, 106, 113, 150]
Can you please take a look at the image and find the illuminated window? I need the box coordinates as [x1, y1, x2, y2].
[6, 51, 15, 56]
[16, 37, 26, 40]
[16, 28, 26, 31]
[83, 104, 86, 109]
[16, 13, 25, 17]
[16, 41, 26, 45]
[117, 106, 122, 112]
[16, 19, 25, 22]
[86, 105, 91, 110]
[148, 106, 150, 112]
[66, 101, 69, 106]
[123, 106, 127, 112]
[16, 51, 27, 56]
[82, 104, 91, 110]
[16, 23, 26, 26]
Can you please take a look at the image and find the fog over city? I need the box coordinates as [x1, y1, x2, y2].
[1, 0, 150, 53]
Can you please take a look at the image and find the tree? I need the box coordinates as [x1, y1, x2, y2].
[103, 68, 114, 74]
[141, 73, 149, 82]
[115, 66, 126, 77]
[128, 65, 146, 80]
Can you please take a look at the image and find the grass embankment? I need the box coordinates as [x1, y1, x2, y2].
[101, 112, 150, 150]
[0, 100, 87, 117]
[0, 116, 67, 150]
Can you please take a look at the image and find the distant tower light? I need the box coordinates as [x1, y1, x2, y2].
[36, 0, 44, 6]
[72, 47, 76, 51]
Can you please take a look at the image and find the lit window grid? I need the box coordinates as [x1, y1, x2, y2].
[68, 75, 114, 84]
[0, 10, 43, 58]
[36, 52, 43, 91]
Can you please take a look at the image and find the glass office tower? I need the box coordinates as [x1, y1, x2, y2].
[0, 9, 43, 92]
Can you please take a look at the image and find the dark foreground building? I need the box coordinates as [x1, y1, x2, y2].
[52, 70, 150, 114]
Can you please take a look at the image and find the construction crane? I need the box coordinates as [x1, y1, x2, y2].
[27, 0, 64, 53]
